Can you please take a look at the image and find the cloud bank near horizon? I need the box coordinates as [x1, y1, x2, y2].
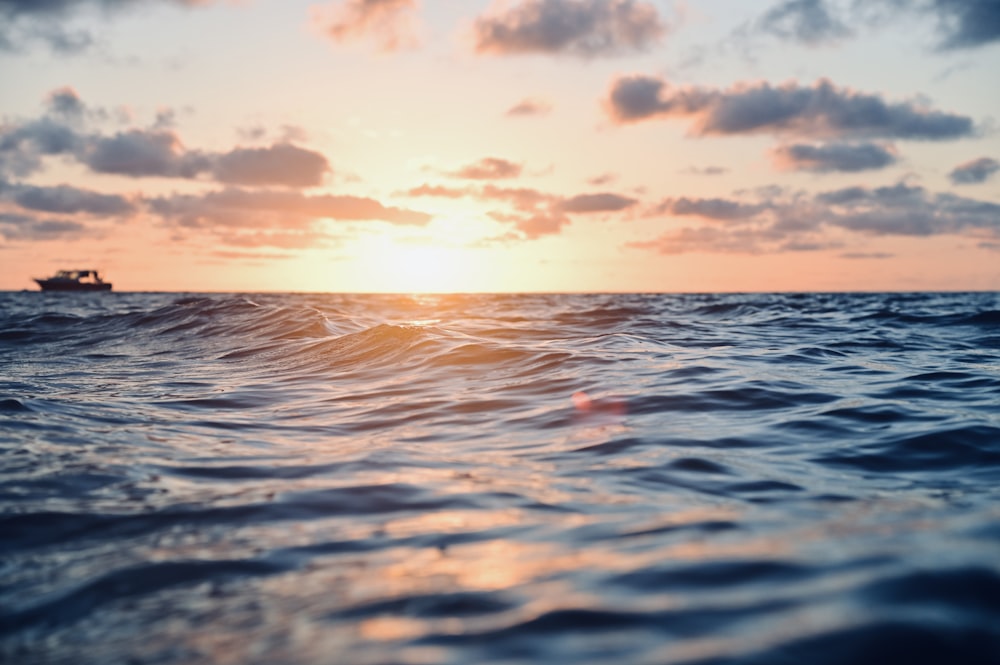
[633, 182, 1000, 255]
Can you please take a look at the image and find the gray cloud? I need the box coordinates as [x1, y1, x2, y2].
[923, 0, 1000, 50]
[447, 157, 523, 180]
[0, 87, 92, 178]
[0, 1, 211, 16]
[0, 211, 89, 241]
[150, 188, 432, 231]
[9, 183, 136, 215]
[817, 182, 927, 207]
[0, 118, 82, 178]
[84, 132, 330, 187]
[46, 86, 87, 118]
[82, 129, 210, 178]
[757, 0, 852, 46]
[312, 0, 420, 52]
[1, 91, 333, 188]
[557, 192, 637, 213]
[473, 0, 667, 57]
[651, 196, 769, 221]
[749, 1, 1000, 51]
[605, 76, 975, 141]
[949, 156, 1000, 184]
[213, 144, 330, 188]
[0, 0, 219, 53]
[633, 182, 1000, 254]
[771, 141, 898, 172]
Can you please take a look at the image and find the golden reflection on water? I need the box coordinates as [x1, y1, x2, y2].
[144, 493, 976, 665]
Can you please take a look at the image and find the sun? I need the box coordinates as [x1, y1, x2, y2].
[357, 234, 476, 293]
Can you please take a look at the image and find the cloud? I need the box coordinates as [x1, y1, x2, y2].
[1, 91, 333, 188]
[312, 0, 421, 52]
[1, 181, 430, 247]
[557, 192, 637, 213]
[84, 132, 330, 187]
[604, 76, 975, 140]
[505, 98, 553, 117]
[0, 0, 213, 16]
[0, 212, 89, 241]
[8, 183, 137, 216]
[149, 188, 432, 231]
[628, 225, 787, 255]
[824, 183, 1000, 236]
[404, 183, 468, 198]
[0, 88, 427, 249]
[771, 141, 898, 172]
[212, 144, 331, 188]
[213, 231, 328, 250]
[446, 157, 523, 180]
[949, 157, 1000, 185]
[681, 165, 729, 175]
[46, 86, 87, 119]
[478, 184, 557, 210]
[587, 172, 618, 185]
[473, 0, 668, 57]
[632, 182, 1000, 254]
[490, 210, 571, 239]
[82, 129, 210, 178]
[0, 118, 83, 178]
[0, 0, 220, 54]
[756, 0, 851, 46]
[923, 0, 1000, 50]
[748, 1, 1000, 52]
[840, 251, 894, 259]
[650, 196, 768, 220]
[404, 180, 637, 238]
[404, 182, 559, 212]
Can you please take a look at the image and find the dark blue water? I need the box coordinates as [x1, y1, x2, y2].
[2, 291, 999, 664]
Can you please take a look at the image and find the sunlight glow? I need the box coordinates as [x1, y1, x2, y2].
[356, 234, 477, 293]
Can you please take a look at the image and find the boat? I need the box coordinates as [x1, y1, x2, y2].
[34, 269, 113, 292]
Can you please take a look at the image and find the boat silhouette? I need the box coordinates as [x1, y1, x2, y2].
[34, 269, 113, 292]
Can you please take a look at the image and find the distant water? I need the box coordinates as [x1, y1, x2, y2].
[2, 291, 1000, 665]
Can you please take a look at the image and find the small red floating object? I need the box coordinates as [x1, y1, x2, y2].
[572, 391, 593, 412]
[572, 391, 627, 417]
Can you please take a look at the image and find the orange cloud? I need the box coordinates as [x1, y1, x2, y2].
[311, 0, 421, 52]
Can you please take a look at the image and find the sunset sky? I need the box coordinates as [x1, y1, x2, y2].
[1, 0, 998, 292]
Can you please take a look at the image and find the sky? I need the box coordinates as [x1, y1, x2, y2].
[1, 0, 999, 293]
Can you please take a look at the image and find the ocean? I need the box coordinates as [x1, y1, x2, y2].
[1, 290, 999, 664]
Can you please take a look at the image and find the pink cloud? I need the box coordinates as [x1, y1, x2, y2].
[312, 0, 421, 52]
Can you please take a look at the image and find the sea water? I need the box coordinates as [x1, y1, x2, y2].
[1, 291, 999, 664]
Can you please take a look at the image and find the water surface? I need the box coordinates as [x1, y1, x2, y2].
[2, 291, 999, 664]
